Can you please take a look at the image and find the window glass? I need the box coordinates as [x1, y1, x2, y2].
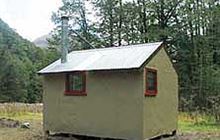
[147, 71, 156, 91]
[65, 72, 86, 95]
[146, 68, 157, 96]
[71, 74, 83, 91]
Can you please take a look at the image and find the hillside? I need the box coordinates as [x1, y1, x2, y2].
[0, 18, 43, 59]
[0, 18, 59, 103]
[33, 34, 51, 48]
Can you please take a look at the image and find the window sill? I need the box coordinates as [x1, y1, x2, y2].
[64, 91, 87, 96]
[145, 91, 157, 96]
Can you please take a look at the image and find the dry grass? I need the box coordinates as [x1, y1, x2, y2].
[0, 103, 42, 116]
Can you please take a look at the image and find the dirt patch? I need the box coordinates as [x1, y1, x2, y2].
[177, 132, 220, 140]
[0, 118, 20, 128]
[0, 118, 43, 140]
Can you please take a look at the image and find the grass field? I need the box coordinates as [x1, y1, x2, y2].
[178, 112, 220, 132]
[177, 112, 220, 140]
[0, 103, 43, 140]
[0, 103, 220, 140]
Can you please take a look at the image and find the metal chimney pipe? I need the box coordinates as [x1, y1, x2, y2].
[61, 16, 69, 63]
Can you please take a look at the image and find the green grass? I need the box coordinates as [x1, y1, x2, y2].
[0, 112, 42, 121]
[178, 112, 220, 132]
[179, 121, 220, 132]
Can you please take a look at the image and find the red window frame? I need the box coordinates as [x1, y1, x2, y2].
[65, 72, 87, 96]
[145, 68, 157, 96]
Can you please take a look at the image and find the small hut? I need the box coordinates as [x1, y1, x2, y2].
[39, 17, 178, 140]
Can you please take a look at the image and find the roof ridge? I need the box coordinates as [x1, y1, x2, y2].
[69, 42, 163, 55]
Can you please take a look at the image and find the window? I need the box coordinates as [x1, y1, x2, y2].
[65, 72, 86, 96]
[145, 68, 157, 96]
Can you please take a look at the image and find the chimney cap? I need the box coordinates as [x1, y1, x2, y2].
[61, 16, 69, 21]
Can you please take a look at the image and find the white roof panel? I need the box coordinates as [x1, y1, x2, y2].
[38, 42, 163, 74]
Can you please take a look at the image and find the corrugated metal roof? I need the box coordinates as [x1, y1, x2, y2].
[38, 42, 163, 74]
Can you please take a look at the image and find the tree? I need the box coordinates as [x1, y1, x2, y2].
[0, 18, 59, 103]
[51, 0, 101, 50]
[0, 49, 28, 102]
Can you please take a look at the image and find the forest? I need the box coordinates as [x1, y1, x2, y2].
[0, 19, 59, 103]
[0, 0, 220, 120]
